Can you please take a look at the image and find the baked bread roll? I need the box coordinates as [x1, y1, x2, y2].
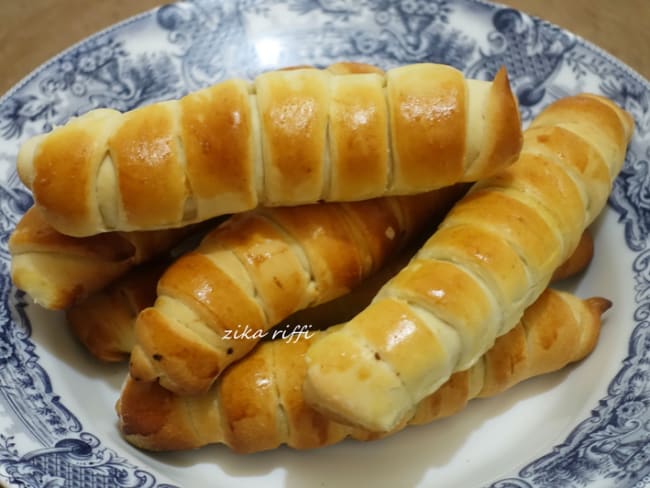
[116, 289, 610, 453]
[67, 260, 169, 362]
[128, 186, 467, 395]
[303, 93, 634, 432]
[8, 207, 196, 310]
[67, 226, 591, 362]
[67, 249, 414, 363]
[16, 62, 521, 236]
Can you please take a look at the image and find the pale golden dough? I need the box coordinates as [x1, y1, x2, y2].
[66, 223, 590, 363]
[16, 63, 521, 236]
[8, 207, 195, 310]
[127, 186, 466, 395]
[303, 94, 634, 432]
[116, 289, 610, 453]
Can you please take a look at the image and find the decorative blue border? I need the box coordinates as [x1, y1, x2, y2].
[0, 1, 649, 486]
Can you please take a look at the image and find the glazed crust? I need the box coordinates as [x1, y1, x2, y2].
[116, 289, 610, 453]
[66, 223, 591, 363]
[128, 186, 467, 395]
[17, 63, 521, 236]
[302, 93, 634, 432]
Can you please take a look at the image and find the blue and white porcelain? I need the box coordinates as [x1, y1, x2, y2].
[1, 1, 649, 486]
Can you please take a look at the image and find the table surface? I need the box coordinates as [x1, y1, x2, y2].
[1, 0, 648, 97]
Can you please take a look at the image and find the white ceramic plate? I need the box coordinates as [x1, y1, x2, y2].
[1, 1, 649, 487]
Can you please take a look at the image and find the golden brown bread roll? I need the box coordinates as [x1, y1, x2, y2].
[16, 62, 521, 236]
[67, 225, 592, 363]
[128, 186, 467, 395]
[66, 260, 169, 362]
[303, 93, 634, 432]
[8, 207, 196, 310]
[116, 289, 610, 453]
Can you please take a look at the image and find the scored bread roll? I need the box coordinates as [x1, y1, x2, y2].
[116, 289, 610, 453]
[16, 62, 521, 236]
[8, 207, 197, 310]
[66, 227, 592, 362]
[128, 186, 467, 395]
[303, 93, 634, 432]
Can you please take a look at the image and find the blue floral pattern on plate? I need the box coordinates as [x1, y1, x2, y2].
[0, 1, 649, 486]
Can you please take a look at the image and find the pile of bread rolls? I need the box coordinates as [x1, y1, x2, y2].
[8, 61, 634, 455]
